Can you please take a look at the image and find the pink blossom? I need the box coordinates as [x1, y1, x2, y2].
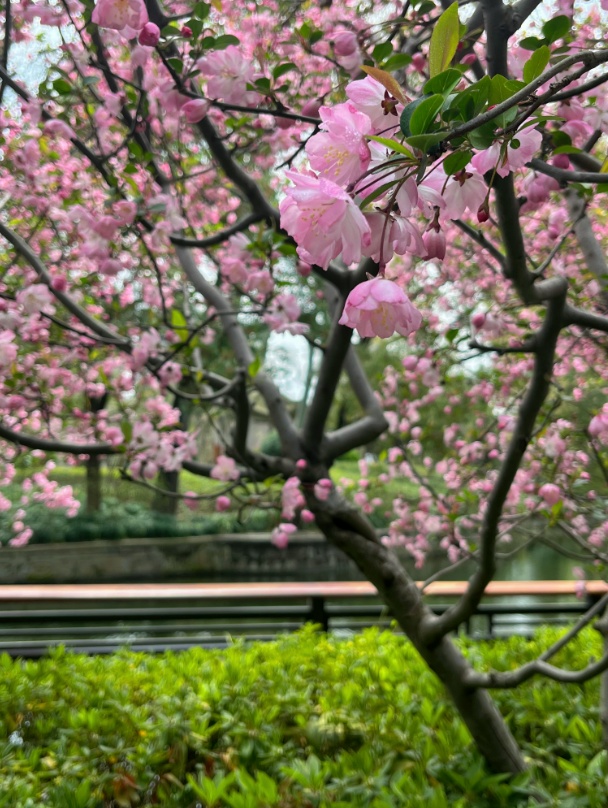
[181, 99, 210, 123]
[138, 21, 160, 46]
[114, 200, 137, 225]
[280, 171, 371, 270]
[346, 76, 402, 132]
[92, 0, 148, 31]
[16, 284, 55, 315]
[271, 522, 297, 549]
[264, 293, 309, 335]
[216, 495, 231, 512]
[210, 454, 239, 481]
[442, 169, 487, 219]
[157, 361, 182, 387]
[314, 478, 333, 501]
[539, 483, 561, 507]
[0, 331, 17, 370]
[306, 103, 372, 187]
[339, 277, 422, 339]
[197, 46, 254, 105]
[282, 476, 305, 520]
[301, 509, 315, 524]
[472, 128, 542, 177]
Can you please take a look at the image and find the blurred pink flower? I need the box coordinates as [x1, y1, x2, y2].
[92, 0, 148, 31]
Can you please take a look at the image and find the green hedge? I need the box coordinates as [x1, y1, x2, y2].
[1, 627, 606, 806]
[1, 500, 277, 545]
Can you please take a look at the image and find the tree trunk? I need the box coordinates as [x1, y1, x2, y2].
[85, 454, 102, 514]
[153, 469, 179, 516]
[312, 495, 526, 775]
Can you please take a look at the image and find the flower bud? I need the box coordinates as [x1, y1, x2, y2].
[138, 22, 160, 47]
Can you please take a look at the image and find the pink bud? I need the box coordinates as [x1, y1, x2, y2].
[539, 483, 561, 507]
[333, 31, 358, 56]
[552, 153, 570, 169]
[215, 495, 231, 512]
[301, 509, 315, 523]
[301, 99, 321, 118]
[423, 227, 446, 261]
[181, 25, 192, 37]
[138, 22, 160, 47]
[181, 99, 210, 123]
[51, 276, 67, 292]
[275, 116, 293, 130]
[296, 459, 307, 469]
[477, 201, 489, 223]
[471, 312, 486, 330]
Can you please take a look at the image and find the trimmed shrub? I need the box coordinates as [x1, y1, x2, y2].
[0, 626, 605, 806]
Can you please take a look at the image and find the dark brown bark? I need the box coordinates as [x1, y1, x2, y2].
[311, 492, 526, 775]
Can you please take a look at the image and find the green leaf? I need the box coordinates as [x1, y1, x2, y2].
[400, 96, 428, 137]
[542, 15, 570, 44]
[372, 42, 393, 63]
[405, 132, 445, 154]
[53, 78, 72, 94]
[443, 149, 472, 175]
[248, 356, 262, 378]
[272, 62, 297, 80]
[193, 1, 210, 19]
[167, 57, 183, 74]
[186, 18, 204, 38]
[519, 36, 545, 51]
[366, 135, 414, 157]
[382, 53, 412, 71]
[523, 45, 550, 84]
[488, 75, 525, 106]
[214, 34, 240, 49]
[467, 121, 499, 151]
[170, 309, 189, 342]
[424, 68, 462, 96]
[428, 2, 460, 78]
[361, 65, 407, 103]
[409, 94, 444, 135]
[445, 76, 490, 122]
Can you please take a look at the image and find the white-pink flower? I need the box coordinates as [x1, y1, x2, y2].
[472, 128, 542, 177]
[210, 454, 239, 482]
[264, 293, 309, 335]
[339, 277, 422, 339]
[92, 0, 148, 31]
[539, 483, 561, 507]
[271, 522, 297, 549]
[306, 102, 372, 186]
[280, 171, 371, 270]
[281, 476, 305, 520]
[16, 284, 55, 315]
[197, 46, 254, 105]
[346, 76, 402, 133]
[0, 330, 17, 370]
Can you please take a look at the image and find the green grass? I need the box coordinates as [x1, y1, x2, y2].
[0, 626, 605, 806]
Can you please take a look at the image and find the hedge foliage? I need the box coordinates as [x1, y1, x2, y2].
[1, 627, 607, 807]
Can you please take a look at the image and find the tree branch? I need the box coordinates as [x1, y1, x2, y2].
[423, 289, 567, 643]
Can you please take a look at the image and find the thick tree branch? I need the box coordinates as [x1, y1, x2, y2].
[530, 158, 608, 186]
[0, 421, 117, 456]
[423, 289, 567, 644]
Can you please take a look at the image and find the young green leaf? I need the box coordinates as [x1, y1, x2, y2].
[428, 2, 460, 78]
[409, 94, 444, 135]
[523, 45, 550, 84]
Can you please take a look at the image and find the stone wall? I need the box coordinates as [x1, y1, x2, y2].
[0, 533, 362, 584]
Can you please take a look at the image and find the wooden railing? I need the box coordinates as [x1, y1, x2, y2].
[0, 580, 605, 657]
